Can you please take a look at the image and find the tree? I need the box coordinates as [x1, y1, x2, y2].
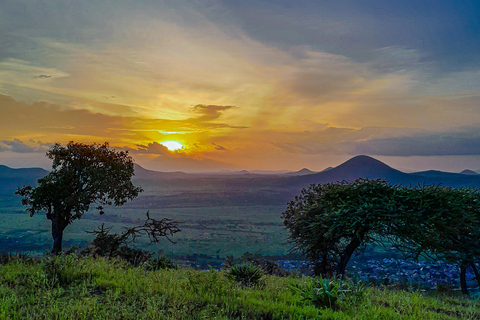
[283, 178, 480, 294]
[282, 179, 399, 277]
[16, 142, 143, 254]
[392, 185, 480, 294]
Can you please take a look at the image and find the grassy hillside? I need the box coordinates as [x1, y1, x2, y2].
[1, 255, 479, 319]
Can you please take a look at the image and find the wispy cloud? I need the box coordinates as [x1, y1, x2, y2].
[0, 139, 52, 153]
[1, 1, 480, 172]
[350, 126, 480, 157]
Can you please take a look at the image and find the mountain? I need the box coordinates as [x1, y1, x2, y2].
[133, 164, 188, 180]
[460, 169, 480, 175]
[290, 155, 480, 188]
[291, 155, 416, 186]
[0, 165, 48, 193]
[411, 170, 466, 179]
[409, 169, 480, 187]
[0, 165, 48, 179]
[284, 168, 317, 176]
[4, 156, 480, 199]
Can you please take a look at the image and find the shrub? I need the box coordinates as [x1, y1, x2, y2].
[145, 253, 177, 271]
[228, 264, 264, 286]
[292, 276, 340, 308]
[292, 276, 368, 309]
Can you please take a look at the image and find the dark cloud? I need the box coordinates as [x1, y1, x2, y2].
[192, 105, 236, 122]
[212, 143, 227, 151]
[221, 0, 480, 72]
[0, 95, 247, 148]
[32, 75, 52, 79]
[351, 128, 480, 156]
[133, 142, 170, 155]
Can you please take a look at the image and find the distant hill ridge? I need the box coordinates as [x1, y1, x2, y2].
[0, 165, 49, 193]
[2, 155, 480, 190]
[291, 155, 480, 188]
[460, 169, 480, 175]
[284, 168, 317, 176]
[0, 165, 48, 179]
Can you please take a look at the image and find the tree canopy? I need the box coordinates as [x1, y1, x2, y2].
[392, 185, 480, 294]
[282, 179, 399, 277]
[16, 142, 143, 254]
[282, 179, 480, 294]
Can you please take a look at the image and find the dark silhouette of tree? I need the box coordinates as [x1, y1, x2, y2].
[282, 179, 399, 277]
[16, 142, 143, 254]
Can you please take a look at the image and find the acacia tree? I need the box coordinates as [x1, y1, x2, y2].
[284, 179, 480, 294]
[392, 185, 480, 295]
[16, 142, 143, 254]
[282, 179, 400, 277]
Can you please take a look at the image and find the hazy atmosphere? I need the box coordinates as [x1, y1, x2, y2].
[1, 0, 480, 172]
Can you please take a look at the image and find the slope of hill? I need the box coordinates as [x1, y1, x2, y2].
[0, 165, 48, 193]
[0, 165, 48, 179]
[133, 164, 188, 180]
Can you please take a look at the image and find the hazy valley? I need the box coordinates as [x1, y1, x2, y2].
[2, 155, 480, 267]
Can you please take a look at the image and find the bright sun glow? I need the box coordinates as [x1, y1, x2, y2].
[160, 140, 184, 151]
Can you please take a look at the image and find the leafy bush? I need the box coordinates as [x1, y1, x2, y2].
[292, 276, 340, 308]
[228, 264, 264, 286]
[224, 252, 289, 277]
[115, 246, 153, 267]
[292, 276, 368, 309]
[145, 253, 177, 271]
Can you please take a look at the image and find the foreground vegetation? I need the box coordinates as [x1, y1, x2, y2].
[1, 255, 480, 319]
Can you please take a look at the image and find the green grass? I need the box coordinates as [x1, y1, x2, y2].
[1, 255, 480, 319]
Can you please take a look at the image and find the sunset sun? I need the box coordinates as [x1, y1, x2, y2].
[160, 140, 184, 151]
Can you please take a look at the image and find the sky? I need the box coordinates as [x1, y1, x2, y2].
[1, 0, 480, 172]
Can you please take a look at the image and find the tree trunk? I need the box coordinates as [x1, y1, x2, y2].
[337, 236, 362, 277]
[313, 252, 329, 277]
[51, 216, 66, 255]
[460, 264, 468, 295]
[470, 262, 480, 289]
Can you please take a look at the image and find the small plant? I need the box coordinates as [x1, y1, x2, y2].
[42, 254, 81, 288]
[339, 278, 368, 306]
[292, 276, 340, 308]
[228, 264, 264, 286]
[292, 277, 369, 309]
